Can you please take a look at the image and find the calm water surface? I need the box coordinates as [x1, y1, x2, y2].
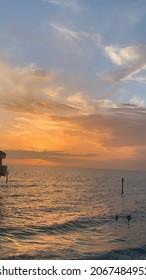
[0, 166, 146, 259]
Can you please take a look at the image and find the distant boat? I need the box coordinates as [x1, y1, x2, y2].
[0, 150, 8, 183]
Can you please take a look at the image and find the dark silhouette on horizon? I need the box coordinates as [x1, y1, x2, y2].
[128, 215, 131, 221]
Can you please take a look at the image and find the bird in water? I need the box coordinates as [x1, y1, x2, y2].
[128, 215, 131, 221]
[115, 215, 118, 220]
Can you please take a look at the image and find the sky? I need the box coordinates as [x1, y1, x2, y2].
[1, 0, 146, 170]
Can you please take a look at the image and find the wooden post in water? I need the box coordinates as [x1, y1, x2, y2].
[6, 169, 9, 184]
[122, 178, 124, 194]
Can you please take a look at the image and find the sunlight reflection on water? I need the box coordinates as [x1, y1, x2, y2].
[0, 166, 146, 259]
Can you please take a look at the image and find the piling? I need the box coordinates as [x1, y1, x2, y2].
[122, 178, 124, 194]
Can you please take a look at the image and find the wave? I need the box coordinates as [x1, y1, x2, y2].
[0, 210, 135, 240]
[4, 244, 146, 260]
[82, 245, 146, 260]
[33, 216, 102, 234]
[0, 216, 103, 238]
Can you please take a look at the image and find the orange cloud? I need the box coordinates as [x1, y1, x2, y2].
[1, 59, 146, 170]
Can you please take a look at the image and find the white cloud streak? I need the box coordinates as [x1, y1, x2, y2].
[51, 23, 102, 46]
[104, 44, 146, 82]
[51, 23, 81, 40]
[44, 0, 82, 10]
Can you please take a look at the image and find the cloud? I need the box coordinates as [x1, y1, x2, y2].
[44, 0, 83, 11]
[105, 65, 145, 83]
[1, 59, 146, 169]
[104, 44, 146, 82]
[51, 23, 81, 40]
[0, 59, 117, 117]
[130, 76, 146, 84]
[130, 96, 145, 107]
[0, 60, 78, 116]
[51, 103, 146, 148]
[6, 150, 100, 165]
[51, 23, 102, 46]
[104, 45, 142, 66]
[67, 92, 116, 114]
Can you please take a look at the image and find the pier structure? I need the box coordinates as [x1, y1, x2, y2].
[0, 150, 8, 178]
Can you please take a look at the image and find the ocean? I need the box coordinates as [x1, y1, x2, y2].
[0, 166, 146, 260]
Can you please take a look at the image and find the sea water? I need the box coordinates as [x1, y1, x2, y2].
[0, 166, 146, 260]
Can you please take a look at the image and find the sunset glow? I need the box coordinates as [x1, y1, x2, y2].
[1, 0, 146, 170]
